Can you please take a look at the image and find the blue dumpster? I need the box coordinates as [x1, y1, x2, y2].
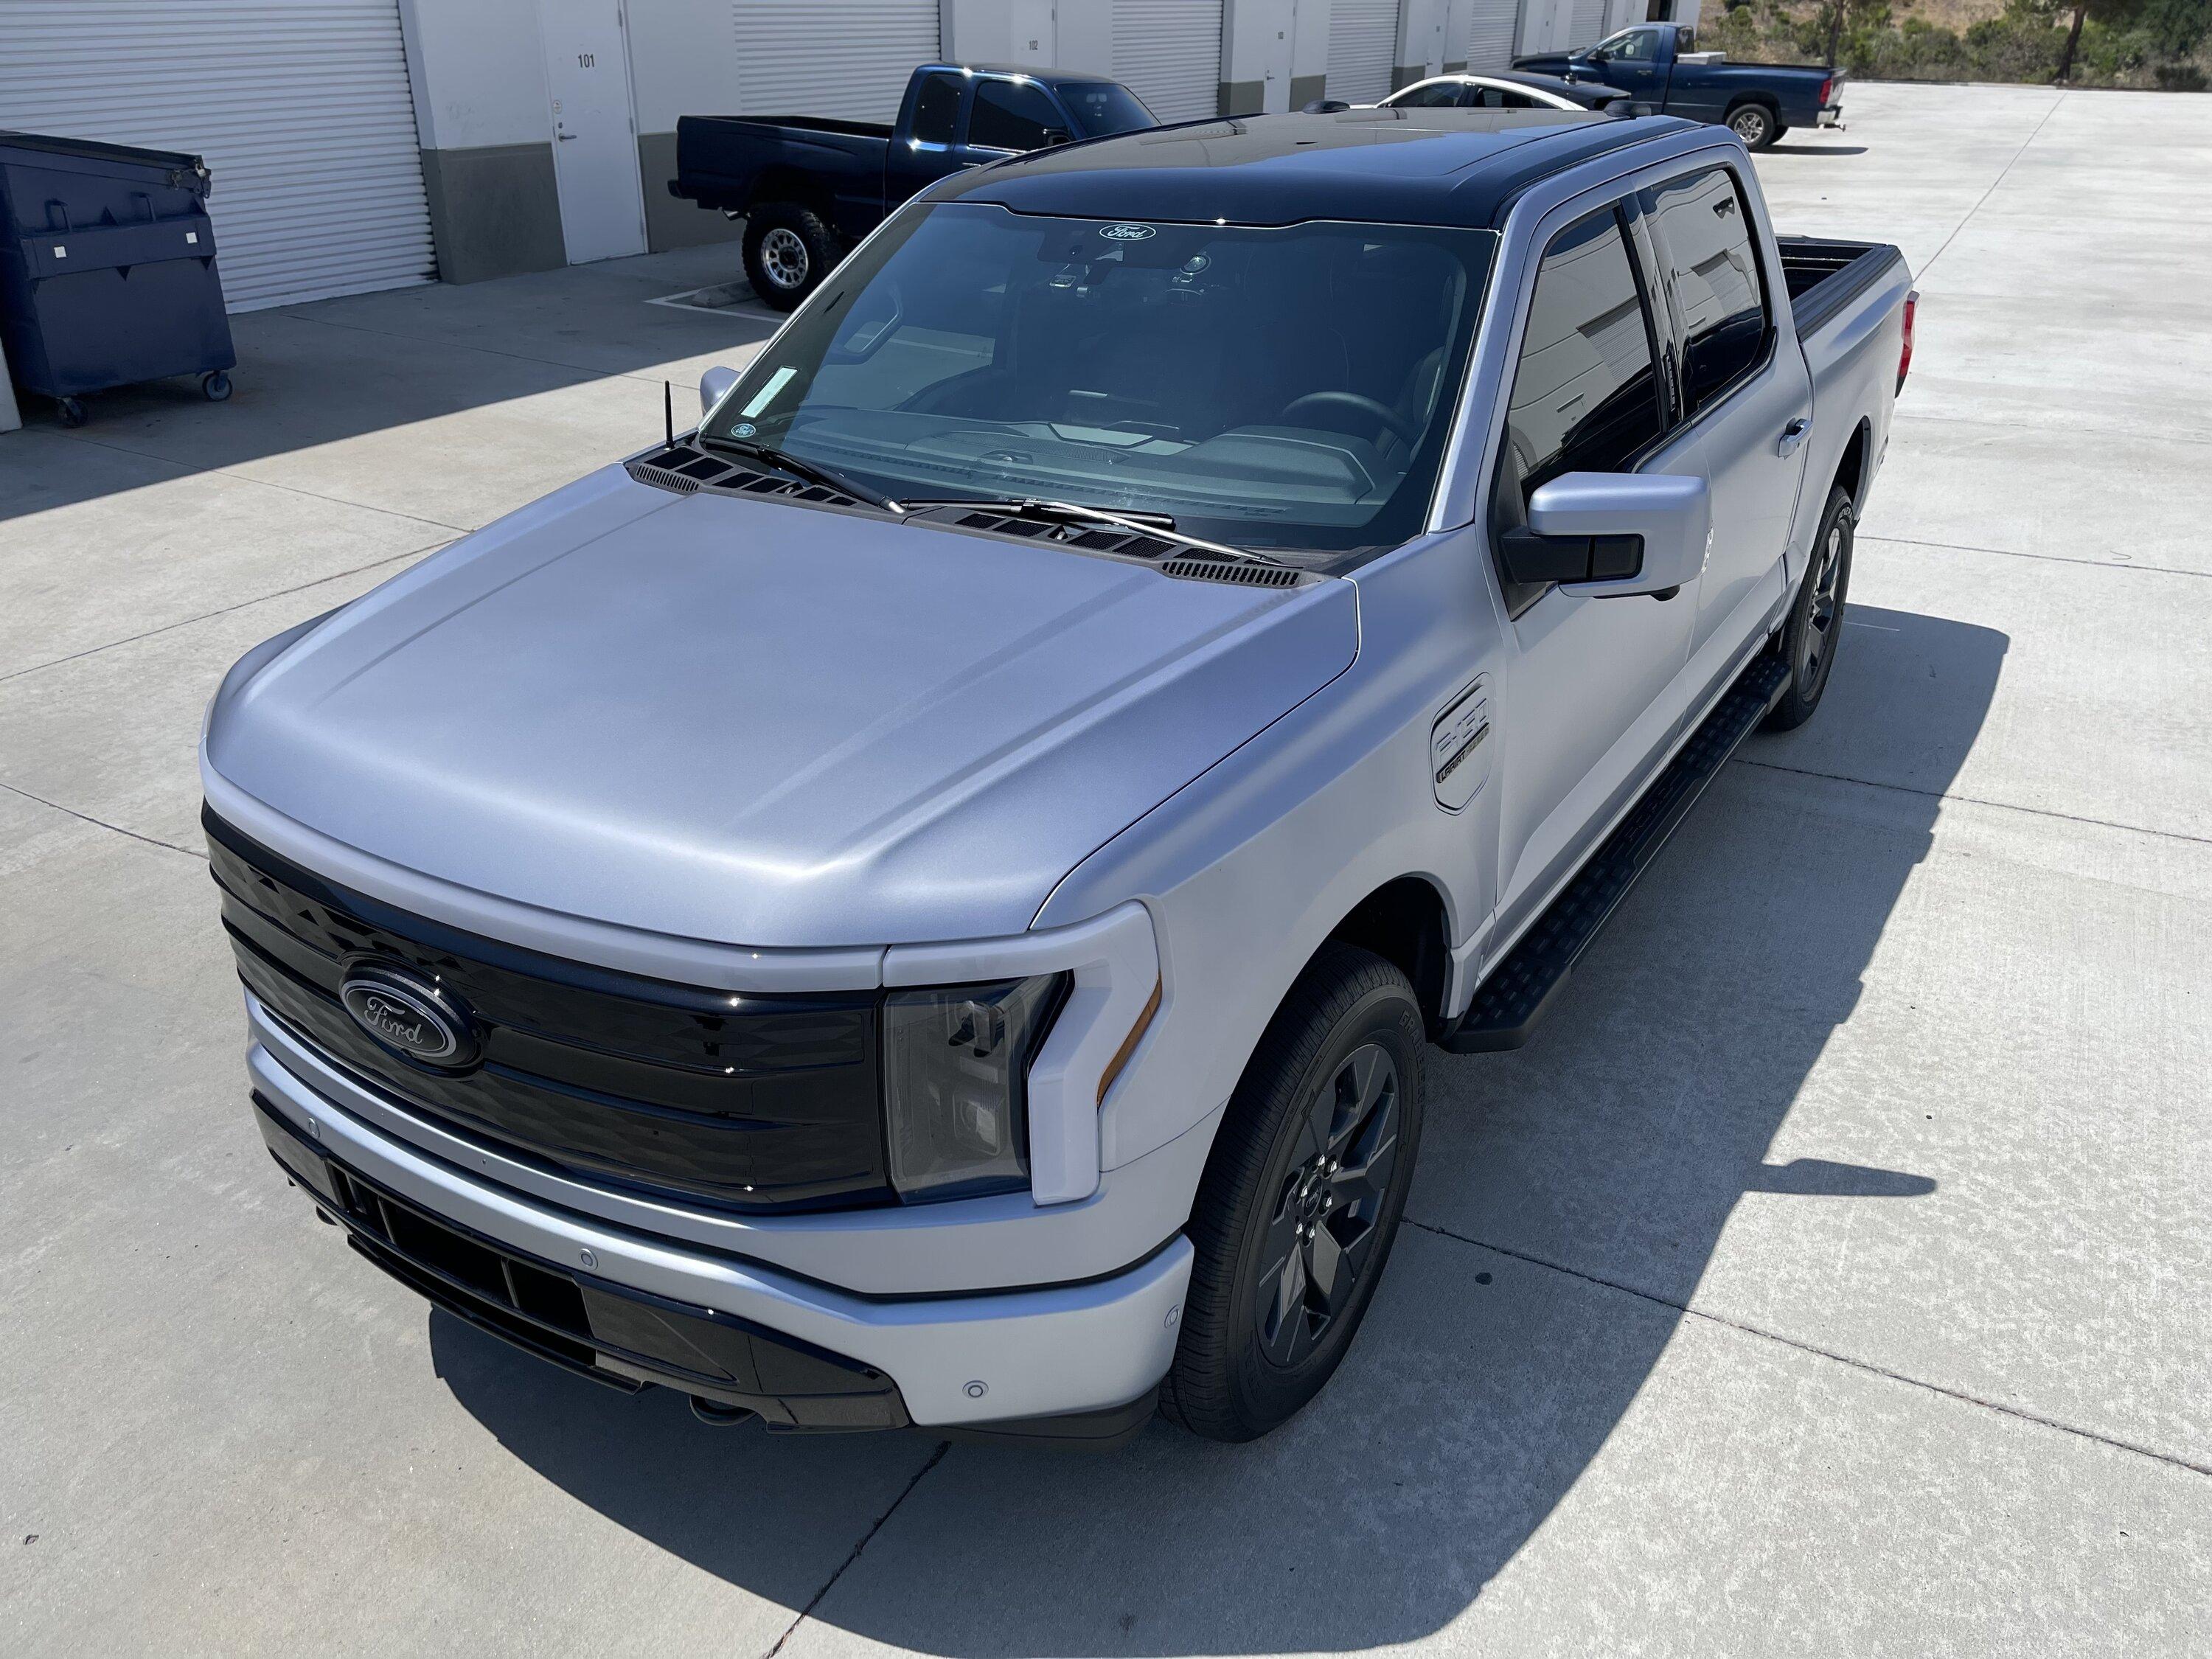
[0, 131, 237, 427]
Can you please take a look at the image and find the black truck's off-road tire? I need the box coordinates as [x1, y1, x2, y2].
[742, 204, 837, 312]
[1764, 484, 1856, 731]
[1160, 944, 1425, 1442]
[1727, 100, 1779, 149]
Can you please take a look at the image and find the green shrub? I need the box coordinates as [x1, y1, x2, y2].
[1702, 0, 2211, 88]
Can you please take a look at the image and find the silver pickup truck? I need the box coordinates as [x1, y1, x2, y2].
[204, 108, 1913, 1445]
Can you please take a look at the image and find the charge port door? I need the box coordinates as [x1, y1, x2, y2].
[1433, 676, 1492, 812]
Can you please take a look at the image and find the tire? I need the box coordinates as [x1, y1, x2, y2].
[742, 204, 837, 313]
[201, 370, 232, 402]
[1161, 944, 1426, 1442]
[1764, 484, 1855, 731]
[56, 396, 87, 428]
[1727, 100, 1778, 150]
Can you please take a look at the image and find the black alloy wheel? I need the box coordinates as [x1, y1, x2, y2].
[1764, 484, 1856, 731]
[1162, 944, 1425, 1441]
[1253, 1043, 1402, 1368]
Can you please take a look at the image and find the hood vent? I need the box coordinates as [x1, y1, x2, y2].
[625, 441, 862, 508]
[1159, 555, 1304, 588]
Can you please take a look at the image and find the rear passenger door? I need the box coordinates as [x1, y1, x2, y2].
[1488, 202, 1704, 945]
[1640, 163, 1812, 704]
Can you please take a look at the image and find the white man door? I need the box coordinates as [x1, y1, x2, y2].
[539, 0, 647, 263]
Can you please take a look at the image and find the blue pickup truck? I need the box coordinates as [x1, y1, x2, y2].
[672, 63, 1157, 308]
[1516, 22, 1840, 149]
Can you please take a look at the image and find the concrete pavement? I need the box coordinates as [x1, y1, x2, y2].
[2, 82, 2206, 1656]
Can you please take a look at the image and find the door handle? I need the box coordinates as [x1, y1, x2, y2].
[556, 130, 577, 141]
[1775, 417, 1810, 457]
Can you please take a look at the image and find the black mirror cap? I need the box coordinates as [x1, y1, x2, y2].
[1498, 527, 1644, 587]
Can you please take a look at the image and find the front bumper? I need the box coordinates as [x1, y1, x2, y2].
[249, 1041, 1192, 1431]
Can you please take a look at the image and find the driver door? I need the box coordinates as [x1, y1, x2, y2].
[1593, 30, 1666, 105]
[1489, 200, 1703, 947]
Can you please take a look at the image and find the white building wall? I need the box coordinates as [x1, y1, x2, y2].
[397, 0, 553, 153]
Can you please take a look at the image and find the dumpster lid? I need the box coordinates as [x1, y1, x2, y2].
[0, 131, 212, 196]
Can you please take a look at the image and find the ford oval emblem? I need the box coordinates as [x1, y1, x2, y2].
[1099, 223, 1155, 242]
[339, 968, 473, 1066]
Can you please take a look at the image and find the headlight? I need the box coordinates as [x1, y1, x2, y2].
[883, 975, 1067, 1203]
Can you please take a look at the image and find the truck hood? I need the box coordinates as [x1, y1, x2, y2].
[205, 468, 1357, 949]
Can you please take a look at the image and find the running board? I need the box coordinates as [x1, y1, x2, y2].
[1441, 650, 1791, 1054]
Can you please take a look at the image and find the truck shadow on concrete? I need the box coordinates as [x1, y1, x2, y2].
[432, 601, 2005, 1653]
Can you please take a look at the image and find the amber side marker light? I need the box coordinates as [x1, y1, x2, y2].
[1097, 978, 1164, 1106]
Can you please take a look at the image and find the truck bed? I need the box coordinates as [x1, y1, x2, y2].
[1777, 235, 1903, 337]
[671, 112, 893, 216]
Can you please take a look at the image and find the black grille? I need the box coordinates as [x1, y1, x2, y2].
[206, 808, 893, 1212]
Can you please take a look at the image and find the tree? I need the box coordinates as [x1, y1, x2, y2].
[2046, 0, 2201, 81]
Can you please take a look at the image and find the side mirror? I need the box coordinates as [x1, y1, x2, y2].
[1500, 471, 1709, 599]
[1303, 98, 1352, 114]
[699, 365, 739, 417]
[1040, 127, 1072, 147]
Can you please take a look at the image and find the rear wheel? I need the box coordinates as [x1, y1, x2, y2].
[742, 204, 837, 312]
[1727, 100, 1778, 149]
[55, 396, 87, 428]
[1161, 945, 1425, 1441]
[1764, 484, 1855, 731]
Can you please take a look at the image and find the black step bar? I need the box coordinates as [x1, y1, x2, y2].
[1441, 650, 1791, 1054]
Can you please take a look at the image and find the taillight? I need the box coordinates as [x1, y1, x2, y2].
[1896, 290, 1917, 392]
[1819, 76, 1833, 105]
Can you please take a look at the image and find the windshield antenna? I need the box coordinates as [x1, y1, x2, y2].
[663, 380, 675, 447]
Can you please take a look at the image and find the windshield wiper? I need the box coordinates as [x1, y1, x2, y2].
[901, 497, 1290, 567]
[698, 434, 902, 512]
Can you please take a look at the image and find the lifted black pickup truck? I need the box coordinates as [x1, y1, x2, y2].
[1517, 22, 1840, 149]
[672, 63, 1158, 309]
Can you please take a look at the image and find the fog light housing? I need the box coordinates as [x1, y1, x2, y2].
[883, 975, 1067, 1202]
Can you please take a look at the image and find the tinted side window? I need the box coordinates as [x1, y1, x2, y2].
[1394, 82, 1464, 107]
[1500, 207, 1665, 510]
[911, 72, 961, 145]
[1647, 166, 1767, 414]
[970, 77, 1061, 150]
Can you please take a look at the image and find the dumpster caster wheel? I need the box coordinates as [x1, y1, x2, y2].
[201, 371, 232, 402]
[57, 397, 88, 428]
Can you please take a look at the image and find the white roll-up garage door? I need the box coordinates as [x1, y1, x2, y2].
[734, 0, 942, 119]
[1329, 0, 1402, 105]
[1568, 0, 1611, 49]
[1113, 0, 1223, 124]
[1464, 0, 1522, 71]
[0, 0, 435, 313]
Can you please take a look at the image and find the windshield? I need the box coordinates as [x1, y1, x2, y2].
[703, 203, 1497, 555]
[1054, 80, 1156, 136]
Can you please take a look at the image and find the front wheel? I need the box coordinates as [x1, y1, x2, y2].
[1728, 101, 1778, 149]
[1764, 484, 1855, 731]
[1161, 945, 1426, 1441]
